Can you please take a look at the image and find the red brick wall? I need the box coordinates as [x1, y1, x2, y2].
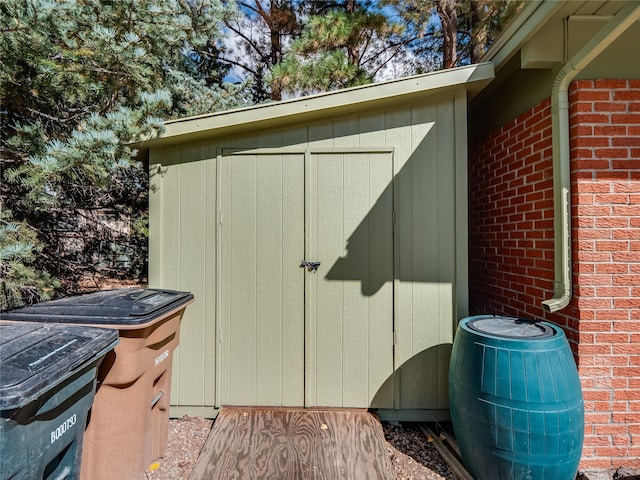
[468, 79, 640, 472]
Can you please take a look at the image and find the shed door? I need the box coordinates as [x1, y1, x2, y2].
[218, 149, 394, 408]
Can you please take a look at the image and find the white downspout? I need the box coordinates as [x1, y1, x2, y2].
[542, 2, 640, 313]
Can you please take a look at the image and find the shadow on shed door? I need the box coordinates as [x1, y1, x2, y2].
[218, 149, 394, 409]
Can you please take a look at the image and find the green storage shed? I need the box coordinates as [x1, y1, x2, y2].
[136, 63, 494, 419]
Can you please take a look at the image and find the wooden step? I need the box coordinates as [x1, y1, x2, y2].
[190, 407, 394, 480]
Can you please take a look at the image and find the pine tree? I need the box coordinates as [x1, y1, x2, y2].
[0, 209, 60, 310]
[0, 0, 246, 305]
[219, 1, 306, 103]
[382, 0, 524, 71]
[270, 0, 404, 97]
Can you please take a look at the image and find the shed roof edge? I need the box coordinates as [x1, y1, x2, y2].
[136, 62, 494, 150]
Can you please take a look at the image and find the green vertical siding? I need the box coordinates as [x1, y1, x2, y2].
[219, 152, 305, 406]
[390, 99, 459, 410]
[149, 143, 217, 416]
[306, 151, 394, 408]
[148, 92, 469, 416]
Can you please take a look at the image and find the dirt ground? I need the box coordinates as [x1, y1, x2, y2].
[143, 416, 457, 480]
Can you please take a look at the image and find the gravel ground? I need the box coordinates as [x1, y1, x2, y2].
[142, 417, 640, 480]
[143, 416, 457, 480]
[144, 416, 213, 480]
[384, 422, 458, 480]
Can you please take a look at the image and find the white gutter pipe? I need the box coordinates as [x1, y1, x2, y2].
[542, 2, 640, 313]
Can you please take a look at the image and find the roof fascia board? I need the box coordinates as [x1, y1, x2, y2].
[482, 0, 564, 72]
[139, 63, 494, 149]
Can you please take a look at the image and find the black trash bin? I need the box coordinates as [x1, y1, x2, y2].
[0, 322, 118, 480]
[1, 288, 194, 480]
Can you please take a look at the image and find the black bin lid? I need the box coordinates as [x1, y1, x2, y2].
[0, 288, 194, 326]
[0, 322, 118, 409]
[467, 316, 555, 339]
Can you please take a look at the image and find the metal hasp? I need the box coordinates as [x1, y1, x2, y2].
[300, 260, 321, 272]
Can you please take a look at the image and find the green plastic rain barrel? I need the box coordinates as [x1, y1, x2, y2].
[449, 315, 584, 480]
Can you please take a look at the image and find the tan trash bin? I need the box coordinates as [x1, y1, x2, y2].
[0, 288, 194, 480]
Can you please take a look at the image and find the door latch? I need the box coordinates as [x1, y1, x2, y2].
[300, 260, 321, 273]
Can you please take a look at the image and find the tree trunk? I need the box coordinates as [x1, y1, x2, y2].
[470, 0, 489, 64]
[345, 0, 360, 66]
[435, 0, 458, 69]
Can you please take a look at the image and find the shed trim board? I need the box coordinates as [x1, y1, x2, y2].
[135, 63, 494, 154]
[146, 71, 481, 416]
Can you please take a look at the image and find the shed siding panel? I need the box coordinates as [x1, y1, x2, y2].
[311, 153, 346, 405]
[149, 92, 468, 413]
[385, 107, 415, 408]
[307, 152, 394, 408]
[256, 130, 283, 149]
[220, 153, 305, 406]
[360, 112, 387, 147]
[224, 154, 258, 404]
[149, 146, 217, 410]
[409, 102, 441, 408]
[177, 152, 212, 405]
[332, 117, 361, 148]
[366, 151, 396, 407]
[203, 152, 217, 407]
[279, 156, 306, 404]
[282, 125, 308, 147]
[150, 147, 182, 403]
[308, 122, 335, 149]
[254, 154, 304, 405]
[394, 99, 457, 409]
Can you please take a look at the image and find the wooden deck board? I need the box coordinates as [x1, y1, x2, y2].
[190, 408, 394, 480]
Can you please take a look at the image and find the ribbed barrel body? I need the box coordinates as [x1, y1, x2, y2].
[449, 316, 584, 480]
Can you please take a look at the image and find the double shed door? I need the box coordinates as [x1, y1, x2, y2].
[218, 148, 394, 408]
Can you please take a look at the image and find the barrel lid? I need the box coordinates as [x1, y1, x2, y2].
[466, 316, 555, 339]
[0, 288, 194, 326]
[0, 322, 118, 409]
